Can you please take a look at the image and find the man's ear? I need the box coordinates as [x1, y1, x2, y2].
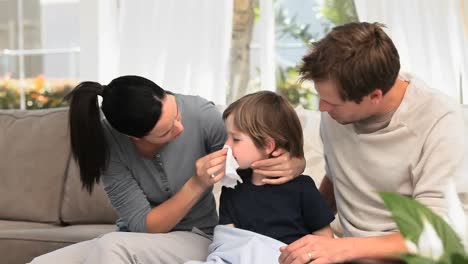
[369, 89, 383, 104]
[264, 137, 276, 155]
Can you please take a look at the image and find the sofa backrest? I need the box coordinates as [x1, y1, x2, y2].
[0, 108, 117, 224]
[460, 105, 468, 191]
[0, 108, 70, 223]
[1, 105, 466, 224]
[295, 106, 325, 184]
[463, 105, 468, 131]
[60, 157, 117, 224]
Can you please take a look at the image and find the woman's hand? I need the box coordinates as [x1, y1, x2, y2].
[193, 148, 228, 189]
[251, 148, 306, 185]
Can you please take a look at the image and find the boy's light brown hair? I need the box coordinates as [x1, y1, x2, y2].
[222, 91, 304, 158]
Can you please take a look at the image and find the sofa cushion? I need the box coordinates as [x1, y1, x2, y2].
[0, 221, 114, 264]
[60, 158, 118, 224]
[0, 108, 70, 223]
[456, 106, 468, 194]
[295, 106, 325, 184]
[463, 105, 468, 141]
[0, 220, 56, 231]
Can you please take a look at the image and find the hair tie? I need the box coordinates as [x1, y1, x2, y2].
[98, 84, 106, 96]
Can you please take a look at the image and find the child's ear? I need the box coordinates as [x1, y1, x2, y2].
[369, 89, 383, 105]
[264, 137, 276, 155]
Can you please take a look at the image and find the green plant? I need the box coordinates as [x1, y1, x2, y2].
[275, 7, 315, 45]
[0, 75, 76, 109]
[380, 191, 468, 264]
[248, 1, 359, 108]
[274, 5, 318, 109]
[320, 0, 359, 27]
[276, 66, 317, 109]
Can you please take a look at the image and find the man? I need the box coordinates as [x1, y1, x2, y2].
[279, 22, 466, 264]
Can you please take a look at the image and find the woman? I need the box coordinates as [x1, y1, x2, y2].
[30, 75, 305, 263]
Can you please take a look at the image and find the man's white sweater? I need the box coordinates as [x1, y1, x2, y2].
[321, 73, 466, 237]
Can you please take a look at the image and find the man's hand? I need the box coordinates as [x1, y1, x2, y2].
[278, 235, 352, 264]
[279, 233, 407, 264]
[251, 149, 306, 185]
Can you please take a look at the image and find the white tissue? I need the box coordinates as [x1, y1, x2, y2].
[221, 145, 242, 188]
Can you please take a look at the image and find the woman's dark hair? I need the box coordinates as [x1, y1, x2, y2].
[64, 75, 166, 193]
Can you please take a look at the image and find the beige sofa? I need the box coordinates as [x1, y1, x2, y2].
[0, 108, 117, 264]
[0, 105, 467, 264]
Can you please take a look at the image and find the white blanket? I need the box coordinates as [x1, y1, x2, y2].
[185, 225, 286, 264]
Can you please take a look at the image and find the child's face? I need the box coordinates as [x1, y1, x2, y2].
[224, 115, 269, 169]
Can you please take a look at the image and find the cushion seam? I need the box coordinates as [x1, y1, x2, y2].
[0, 237, 79, 244]
[0, 108, 68, 120]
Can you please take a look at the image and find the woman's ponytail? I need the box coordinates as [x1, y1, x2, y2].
[64, 75, 166, 193]
[64, 82, 108, 193]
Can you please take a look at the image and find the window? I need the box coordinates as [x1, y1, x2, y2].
[229, 0, 358, 109]
[0, 0, 80, 109]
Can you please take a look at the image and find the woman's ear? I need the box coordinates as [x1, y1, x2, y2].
[129, 136, 141, 141]
[264, 137, 276, 155]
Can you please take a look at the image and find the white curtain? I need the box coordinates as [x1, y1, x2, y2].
[354, 0, 468, 103]
[259, 0, 276, 91]
[100, 0, 233, 105]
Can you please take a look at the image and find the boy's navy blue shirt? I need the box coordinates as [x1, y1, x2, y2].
[219, 169, 335, 244]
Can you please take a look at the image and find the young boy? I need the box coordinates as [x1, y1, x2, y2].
[219, 91, 334, 244]
[185, 91, 334, 264]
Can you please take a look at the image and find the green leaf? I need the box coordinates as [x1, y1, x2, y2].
[450, 253, 468, 264]
[400, 253, 439, 264]
[320, 0, 359, 26]
[379, 192, 465, 263]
